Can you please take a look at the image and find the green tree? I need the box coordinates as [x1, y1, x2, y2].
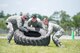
[49, 11, 60, 21]
[72, 12, 80, 35]
[60, 10, 71, 30]
[5, 13, 11, 19]
[49, 11, 61, 24]
[0, 20, 6, 29]
[0, 11, 5, 18]
[72, 12, 80, 28]
[42, 16, 48, 18]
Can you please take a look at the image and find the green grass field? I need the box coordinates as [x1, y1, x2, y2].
[0, 34, 6, 36]
[0, 39, 80, 53]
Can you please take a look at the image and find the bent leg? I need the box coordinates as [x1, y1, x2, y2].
[7, 31, 14, 43]
[52, 29, 64, 47]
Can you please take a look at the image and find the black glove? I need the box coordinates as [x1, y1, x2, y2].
[6, 22, 8, 25]
[19, 27, 28, 32]
[35, 28, 40, 32]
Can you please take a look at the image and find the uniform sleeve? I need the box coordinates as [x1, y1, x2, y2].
[7, 22, 13, 33]
[46, 23, 53, 36]
[37, 18, 44, 28]
[17, 19, 22, 28]
[6, 16, 14, 22]
[24, 18, 32, 27]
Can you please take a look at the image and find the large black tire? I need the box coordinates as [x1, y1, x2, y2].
[14, 29, 50, 46]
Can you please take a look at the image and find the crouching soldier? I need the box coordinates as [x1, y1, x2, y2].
[42, 17, 64, 47]
[6, 15, 28, 43]
[24, 14, 43, 31]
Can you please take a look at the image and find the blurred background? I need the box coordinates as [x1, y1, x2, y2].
[0, 0, 80, 36]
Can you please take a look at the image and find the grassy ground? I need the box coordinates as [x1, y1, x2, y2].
[0, 34, 6, 36]
[0, 39, 80, 53]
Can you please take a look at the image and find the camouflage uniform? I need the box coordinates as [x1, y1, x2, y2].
[44, 22, 64, 47]
[6, 16, 26, 43]
[24, 18, 43, 31]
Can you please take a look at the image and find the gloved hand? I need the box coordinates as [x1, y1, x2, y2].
[35, 28, 40, 32]
[19, 27, 28, 32]
[6, 22, 8, 25]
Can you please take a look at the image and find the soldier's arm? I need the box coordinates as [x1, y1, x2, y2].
[37, 18, 44, 28]
[24, 18, 32, 27]
[7, 22, 13, 33]
[17, 18, 22, 28]
[46, 23, 53, 36]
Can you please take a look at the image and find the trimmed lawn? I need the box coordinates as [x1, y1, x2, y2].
[0, 34, 7, 36]
[0, 39, 80, 53]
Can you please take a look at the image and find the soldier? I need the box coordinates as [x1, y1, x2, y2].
[42, 17, 64, 47]
[24, 15, 43, 31]
[6, 14, 28, 43]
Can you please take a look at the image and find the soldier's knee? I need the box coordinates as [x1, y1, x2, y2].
[56, 35, 62, 38]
